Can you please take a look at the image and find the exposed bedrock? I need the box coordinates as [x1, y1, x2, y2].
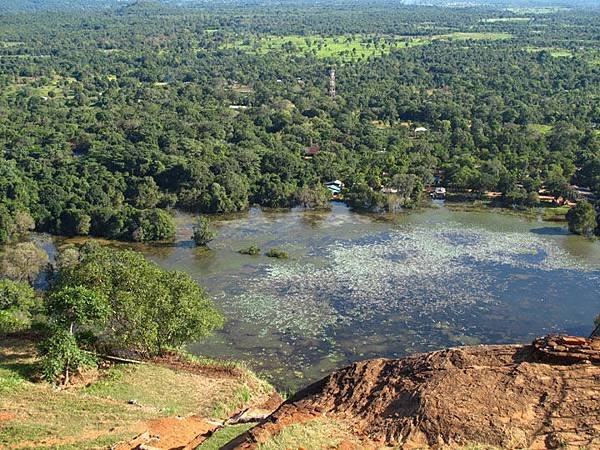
[228, 335, 600, 449]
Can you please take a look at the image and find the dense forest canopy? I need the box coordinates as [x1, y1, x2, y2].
[0, 0, 599, 241]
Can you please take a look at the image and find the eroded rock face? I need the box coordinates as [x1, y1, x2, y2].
[230, 337, 600, 449]
[533, 334, 600, 364]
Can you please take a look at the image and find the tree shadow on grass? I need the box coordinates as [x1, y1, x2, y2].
[0, 340, 39, 381]
[529, 227, 569, 236]
[1, 358, 38, 381]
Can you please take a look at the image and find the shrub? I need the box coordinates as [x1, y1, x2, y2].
[566, 201, 597, 237]
[238, 245, 261, 255]
[265, 248, 288, 259]
[192, 216, 215, 247]
[0, 279, 36, 335]
[39, 327, 96, 384]
[131, 208, 176, 242]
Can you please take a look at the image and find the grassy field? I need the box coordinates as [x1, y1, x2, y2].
[199, 420, 502, 449]
[481, 17, 531, 23]
[539, 204, 570, 220]
[223, 35, 406, 60]
[529, 123, 553, 134]
[0, 337, 275, 450]
[2, 75, 76, 97]
[222, 32, 511, 60]
[524, 46, 573, 57]
[0, 41, 23, 47]
[505, 6, 568, 14]
[198, 418, 506, 450]
[435, 32, 512, 41]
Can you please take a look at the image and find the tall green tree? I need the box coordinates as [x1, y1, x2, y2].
[40, 286, 110, 384]
[53, 243, 224, 355]
[1, 242, 49, 283]
[131, 209, 176, 242]
[0, 279, 36, 335]
[345, 183, 386, 212]
[192, 216, 215, 247]
[566, 201, 598, 237]
[389, 173, 423, 207]
[295, 184, 331, 209]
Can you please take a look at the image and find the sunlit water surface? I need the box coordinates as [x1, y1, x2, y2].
[45, 203, 600, 390]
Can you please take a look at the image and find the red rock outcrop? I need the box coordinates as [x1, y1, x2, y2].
[228, 336, 600, 449]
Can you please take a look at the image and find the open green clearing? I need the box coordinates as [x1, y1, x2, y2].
[505, 7, 569, 14]
[524, 46, 573, 57]
[0, 41, 23, 47]
[223, 34, 425, 60]
[2, 74, 77, 97]
[223, 32, 512, 60]
[435, 32, 512, 41]
[206, 418, 504, 450]
[254, 418, 361, 450]
[528, 123, 553, 134]
[481, 17, 531, 23]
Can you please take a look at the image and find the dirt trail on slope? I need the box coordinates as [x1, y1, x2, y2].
[113, 387, 282, 450]
[113, 416, 220, 450]
[229, 335, 600, 449]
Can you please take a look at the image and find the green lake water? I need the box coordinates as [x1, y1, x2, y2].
[45, 203, 600, 390]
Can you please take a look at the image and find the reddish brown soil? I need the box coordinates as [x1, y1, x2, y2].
[229, 336, 600, 449]
[114, 416, 219, 450]
[0, 412, 15, 422]
[112, 353, 282, 450]
[151, 351, 243, 378]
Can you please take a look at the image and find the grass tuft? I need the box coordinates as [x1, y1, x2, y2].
[256, 418, 360, 450]
[197, 423, 255, 449]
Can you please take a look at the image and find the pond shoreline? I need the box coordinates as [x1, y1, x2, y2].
[27, 203, 600, 390]
[25, 197, 572, 247]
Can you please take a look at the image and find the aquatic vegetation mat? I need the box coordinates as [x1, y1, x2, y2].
[167, 207, 598, 388]
[222, 223, 597, 339]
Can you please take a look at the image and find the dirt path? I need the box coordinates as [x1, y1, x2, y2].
[114, 416, 221, 450]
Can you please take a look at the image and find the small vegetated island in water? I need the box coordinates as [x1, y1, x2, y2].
[0, 0, 599, 448]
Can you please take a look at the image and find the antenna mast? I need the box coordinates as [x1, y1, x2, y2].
[329, 68, 336, 99]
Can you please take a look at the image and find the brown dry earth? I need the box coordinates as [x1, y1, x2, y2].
[228, 335, 600, 450]
[113, 416, 220, 450]
[114, 393, 282, 450]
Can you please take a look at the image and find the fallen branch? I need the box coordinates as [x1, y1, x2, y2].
[84, 351, 146, 365]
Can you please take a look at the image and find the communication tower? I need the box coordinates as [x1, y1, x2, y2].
[329, 68, 336, 99]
